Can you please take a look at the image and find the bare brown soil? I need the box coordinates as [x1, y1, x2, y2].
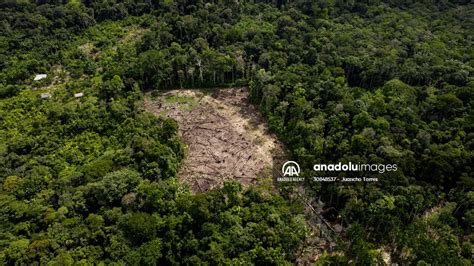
[143, 88, 284, 192]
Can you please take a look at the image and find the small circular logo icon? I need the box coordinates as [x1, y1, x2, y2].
[282, 161, 300, 177]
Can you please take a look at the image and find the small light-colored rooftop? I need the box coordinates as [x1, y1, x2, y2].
[40, 93, 51, 99]
[34, 74, 47, 81]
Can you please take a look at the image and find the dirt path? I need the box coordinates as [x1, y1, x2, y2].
[143, 88, 284, 192]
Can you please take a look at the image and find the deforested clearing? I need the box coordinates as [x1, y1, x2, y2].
[144, 88, 284, 192]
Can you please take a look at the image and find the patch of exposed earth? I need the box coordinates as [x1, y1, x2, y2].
[143, 88, 284, 192]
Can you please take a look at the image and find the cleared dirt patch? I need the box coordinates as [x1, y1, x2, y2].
[144, 88, 284, 192]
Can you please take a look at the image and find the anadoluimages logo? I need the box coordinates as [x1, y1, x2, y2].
[282, 161, 300, 177]
[274, 160, 305, 182]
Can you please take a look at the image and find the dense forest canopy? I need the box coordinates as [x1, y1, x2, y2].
[0, 0, 473, 264]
